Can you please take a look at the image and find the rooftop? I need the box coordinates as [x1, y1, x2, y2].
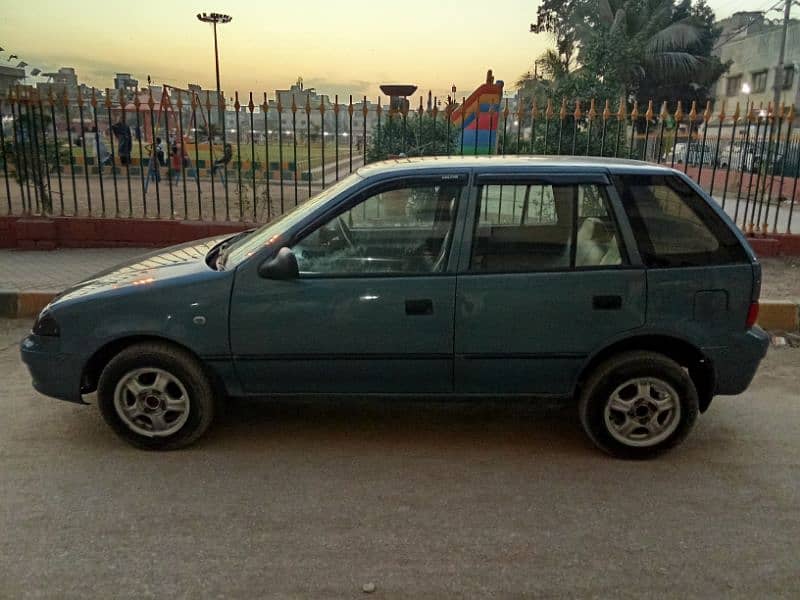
[357, 155, 674, 177]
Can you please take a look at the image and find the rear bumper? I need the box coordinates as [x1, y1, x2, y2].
[706, 327, 770, 396]
[19, 335, 86, 404]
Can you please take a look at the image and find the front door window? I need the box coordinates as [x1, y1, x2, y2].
[293, 182, 463, 275]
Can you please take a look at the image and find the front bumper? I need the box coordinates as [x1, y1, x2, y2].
[20, 334, 85, 404]
[705, 326, 770, 396]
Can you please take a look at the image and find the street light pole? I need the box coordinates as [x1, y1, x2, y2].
[197, 12, 232, 136]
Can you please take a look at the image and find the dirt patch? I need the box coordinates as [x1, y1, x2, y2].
[760, 257, 800, 303]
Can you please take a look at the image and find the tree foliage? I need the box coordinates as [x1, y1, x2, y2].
[526, 0, 728, 112]
[367, 114, 458, 162]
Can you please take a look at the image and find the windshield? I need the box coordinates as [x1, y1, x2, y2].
[223, 174, 362, 268]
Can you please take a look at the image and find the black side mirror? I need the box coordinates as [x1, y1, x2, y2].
[258, 247, 299, 280]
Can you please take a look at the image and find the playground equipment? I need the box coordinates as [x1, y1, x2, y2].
[450, 70, 504, 155]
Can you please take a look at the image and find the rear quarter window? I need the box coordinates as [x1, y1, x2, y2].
[614, 174, 747, 267]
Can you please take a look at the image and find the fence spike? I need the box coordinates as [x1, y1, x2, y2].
[47, 87, 55, 106]
[248, 92, 255, 113]
[308, 94, 314, 115]
[732, 101, 740, 122]
[545, 98, 554, 119]
[603, 99, 611, 121]
[146, 87, 154, 110]
[630, 101, 639, 121]
[688, 101, 697, 122]
[559, 98, 567, 121]
[702, 100, 712, 122]
[347, 95, 354, 116]
[674, 100, 683, 123]
[362, 96, 369, 117]
[788, 104, 796, 122]
[76, 86, 84, 108]
[716, 100, 726, 122]
[375, 97, 381, 116]
[261, 92, 269, 113]
[418, 96, 424, 116]
[90, 87, 98, 108]
[291, 94, 297, 114]
[234, 91, 240, 112]
[531, 97, 539, 119]
[617, 98, 626, 120]
[588, 98, 597, 121]
[332, 95, 338, 115]
[573, 99, 582, 121]
[645, 100, 654, 122]
[503, 98, 509, 119]
[659, 100, 669, 121]
[175, 89, 183, 110]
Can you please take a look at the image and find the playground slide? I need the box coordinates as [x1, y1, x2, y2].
[450, 70, 504, 155]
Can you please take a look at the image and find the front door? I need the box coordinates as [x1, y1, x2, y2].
[229, 177, 467, 394]
[454, 176, 646, 395]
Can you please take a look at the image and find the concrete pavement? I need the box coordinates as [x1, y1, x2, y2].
[0, 317, 798, 598]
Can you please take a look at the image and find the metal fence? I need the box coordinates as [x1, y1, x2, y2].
[1, 87, 797, 234]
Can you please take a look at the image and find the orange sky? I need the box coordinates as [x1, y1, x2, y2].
[2, 0, 741, 102]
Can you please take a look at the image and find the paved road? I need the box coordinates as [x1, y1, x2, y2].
[1, 318, 798, 598]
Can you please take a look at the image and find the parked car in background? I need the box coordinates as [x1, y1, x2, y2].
[21, 157, 768, 459]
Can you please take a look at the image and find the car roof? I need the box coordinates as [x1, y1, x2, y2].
[357, 155, 676, 178]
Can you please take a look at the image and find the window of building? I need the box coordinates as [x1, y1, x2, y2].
[292, 183, 463, 275]
[726, 75, 742, 97]
[613, 175, 747, 268]
[469, 183, 624, 272]
[752, 70, 768, 93]
[783, 66, 795, 90]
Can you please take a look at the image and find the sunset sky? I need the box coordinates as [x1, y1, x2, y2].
[3, 0, 744, 102]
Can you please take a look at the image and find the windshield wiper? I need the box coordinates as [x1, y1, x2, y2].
[214, 230, 252, 271]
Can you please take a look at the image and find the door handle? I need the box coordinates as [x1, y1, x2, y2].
[593, 295, 622, 310]
[405, 299, 434, 316]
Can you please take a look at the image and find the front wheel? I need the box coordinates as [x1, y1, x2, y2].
[97, 342, 215, 450]
[578, 351, 699, 459]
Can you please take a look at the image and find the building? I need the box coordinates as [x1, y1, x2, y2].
[714, 11, 800, 113]
[113, 73, 139, 95]
[0, 65, 25, 97]
[37, 67, 95, 105]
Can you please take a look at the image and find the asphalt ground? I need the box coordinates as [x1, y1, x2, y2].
[0, 318, 798, 599]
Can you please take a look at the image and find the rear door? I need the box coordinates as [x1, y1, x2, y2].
[454, 173, 646, 395]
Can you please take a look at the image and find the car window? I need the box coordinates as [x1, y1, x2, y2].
[614, 174, 747, 267]
[292, 183, 463, 275]
[469, 183, 624, 272]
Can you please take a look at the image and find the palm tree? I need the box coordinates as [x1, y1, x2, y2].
[573, 0, 706, 99]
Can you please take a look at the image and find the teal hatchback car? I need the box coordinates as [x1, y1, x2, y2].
[21, 157, 768, 458]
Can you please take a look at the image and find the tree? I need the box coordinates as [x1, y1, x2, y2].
[367, 114, 458, 162]
[527, 0, 728, 109]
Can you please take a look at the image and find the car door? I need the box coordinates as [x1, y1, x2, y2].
[228, 175, 468, 395]
[454, 172, 647, 395]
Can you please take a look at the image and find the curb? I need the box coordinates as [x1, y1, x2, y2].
[1, 290, 798, 331]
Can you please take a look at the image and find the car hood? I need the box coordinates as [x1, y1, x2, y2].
[49, 235, 234, 307]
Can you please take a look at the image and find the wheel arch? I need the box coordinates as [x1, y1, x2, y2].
[81, 335, 225, 399]
[575, 334, 715, 413]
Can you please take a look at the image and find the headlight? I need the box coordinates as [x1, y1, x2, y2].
[33, 311, 60, 337]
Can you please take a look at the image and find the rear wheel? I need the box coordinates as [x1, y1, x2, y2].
[97, 342, 215, 450]
[578, 351, 699, 459]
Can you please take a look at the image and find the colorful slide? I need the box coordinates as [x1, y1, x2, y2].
[450, 70, 504, 155]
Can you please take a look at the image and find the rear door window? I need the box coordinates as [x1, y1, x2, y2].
[469, 182, 625, 272]
[614, 174, 747, 267]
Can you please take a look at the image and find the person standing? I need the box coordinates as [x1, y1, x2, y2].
[143, 136, 164, 194]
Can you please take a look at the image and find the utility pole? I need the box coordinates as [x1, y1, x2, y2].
[773, 0, 792, 110]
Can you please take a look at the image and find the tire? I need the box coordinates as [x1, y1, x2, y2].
[97, 342, 215, 450]
[578, 351, 699, 459]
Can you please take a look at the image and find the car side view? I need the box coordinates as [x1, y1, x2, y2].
[21, 157, 769, 458]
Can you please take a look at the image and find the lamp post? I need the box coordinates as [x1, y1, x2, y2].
[196, 11, 232, 135]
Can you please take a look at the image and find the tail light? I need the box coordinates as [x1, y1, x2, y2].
[746, 301, 759, 329]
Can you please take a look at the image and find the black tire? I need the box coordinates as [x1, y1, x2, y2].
[578, 351, 699, 459]
[97, 342, 215, 450]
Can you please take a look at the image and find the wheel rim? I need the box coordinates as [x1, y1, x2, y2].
[113, 368, 191, 438]
[603, 377, 681, 448]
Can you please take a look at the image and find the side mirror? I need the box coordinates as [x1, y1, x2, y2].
[258, 247, 299, 280]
